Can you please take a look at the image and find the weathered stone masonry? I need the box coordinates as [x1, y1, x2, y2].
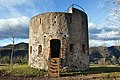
[29, 8, 89, 71]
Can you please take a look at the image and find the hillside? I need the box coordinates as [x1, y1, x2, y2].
[0, 42, 28, 57]
[89, 46, 120, 65]
[0, 43, 120, 65]
[1, 42, 28, 50]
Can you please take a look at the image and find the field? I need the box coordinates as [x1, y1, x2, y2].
[0, 64, 120, 80]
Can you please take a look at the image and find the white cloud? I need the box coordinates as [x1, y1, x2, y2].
[89, 39, 118, 47]
[0, 0, 40, 18]
[88, 22, 120, 46]
[0, 0, 55, 18]
[97, 30, 119, 39]
[0, 0, 55, 46]
[88, 22, 104, 30]
[0, 16, 29, 39]
[89, 0, 120, 46]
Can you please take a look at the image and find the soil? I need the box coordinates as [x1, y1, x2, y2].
[0, 73, 120, 80]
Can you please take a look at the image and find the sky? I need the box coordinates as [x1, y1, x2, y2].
[0, 0, 120, 47]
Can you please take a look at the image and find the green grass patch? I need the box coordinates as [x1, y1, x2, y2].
[0, 64, 120, 78]
[100, 72, 120, 78]
[86, 66, 120, 74]
[0, 64, 47, 77]
[61, 65, 120, 78]
[0, 64, 10, 72]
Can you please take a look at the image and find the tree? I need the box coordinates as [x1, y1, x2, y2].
[10, 36, 15, 72]
[104, 0, 120, 46]
[7, 24, 16, 72]
[111, 55, 117, 65]
[105, 0, 120, 25]
[98, 46, 110, 65]
[118, 57, 120, 65]
[98, 0, 120, 65]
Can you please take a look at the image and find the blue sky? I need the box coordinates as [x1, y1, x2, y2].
[0, 0, 119, 46]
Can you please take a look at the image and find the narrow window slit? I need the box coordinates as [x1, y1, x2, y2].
[38, 45, 42, 55]
[54, 16, 57, 23]
[82, 44, 85, 54]
[40, 18, 41, 24]
[30, 46, 32, 54]
[70, 44, 74, 52]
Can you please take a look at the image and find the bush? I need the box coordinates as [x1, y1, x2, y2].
[0, 56, 10, 64]
[16, 56, 28, 64]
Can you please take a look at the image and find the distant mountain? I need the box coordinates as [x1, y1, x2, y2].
[2, 42, 29, 50]
[0, 42, 29, 57]
[0, 42, 120, 65]
[14, 42, 29, 50]
[108, 46, 120, 58]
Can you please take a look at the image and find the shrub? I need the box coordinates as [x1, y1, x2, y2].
[0, 56, 10, 64]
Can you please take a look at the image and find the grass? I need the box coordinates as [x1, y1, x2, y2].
[86, 65, 120, 74]
[0, 64, 120, 78]
[61, 64, 120, 78]
[0, 64, 47, 77]
[89, 64, 120, 78]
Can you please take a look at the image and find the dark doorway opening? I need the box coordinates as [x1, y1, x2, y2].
[50, 39, 61, 58]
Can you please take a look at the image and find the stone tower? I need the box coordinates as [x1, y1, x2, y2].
[29, 7, 89, 71]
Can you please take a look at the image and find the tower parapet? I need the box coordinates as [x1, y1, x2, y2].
[29, 6, 89, 71]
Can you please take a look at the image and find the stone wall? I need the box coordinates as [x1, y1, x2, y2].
[66, 8, 89, 70]
[29, 8, 89, 71]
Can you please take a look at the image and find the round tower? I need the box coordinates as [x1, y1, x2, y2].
[29, 7, 89, 71]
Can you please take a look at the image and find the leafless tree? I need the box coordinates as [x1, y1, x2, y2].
[98, 32, 111, 65]
[111, 55, 117, 65]
[8, 24, 16, 72]
[0, 24, 16, 72]
[97, 0, 120, 66]
[104, 0, 120, 46]
[98, 45, 111, 65]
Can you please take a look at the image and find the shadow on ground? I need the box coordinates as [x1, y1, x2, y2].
[0, 64, 8, 66]
[61, 66, 120, 77]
